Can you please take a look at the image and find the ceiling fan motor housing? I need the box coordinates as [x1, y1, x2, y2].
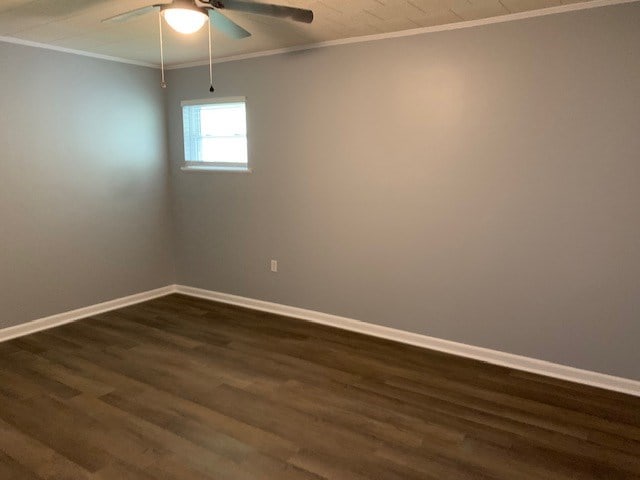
[161, 0, 208, 14]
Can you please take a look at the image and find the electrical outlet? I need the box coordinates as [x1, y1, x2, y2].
[270, 260, 278, 272]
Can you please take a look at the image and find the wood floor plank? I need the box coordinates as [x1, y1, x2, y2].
[0, 450, 41, 480]
[0, 418, 93, 480]
[0, 293, 638, 479]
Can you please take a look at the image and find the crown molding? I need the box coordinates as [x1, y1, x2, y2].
[1, 0, 638, 70]
[0, 35, 157, 68]
[167, 0, 639, 70]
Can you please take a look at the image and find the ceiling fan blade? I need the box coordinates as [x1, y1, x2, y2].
[102, 5, 160, 24]
[219, 0, 313, 24]
[208, 9, 252, 39]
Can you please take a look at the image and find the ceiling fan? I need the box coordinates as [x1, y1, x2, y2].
[103, 0, 313, 91]
[103, 0, 314, 38]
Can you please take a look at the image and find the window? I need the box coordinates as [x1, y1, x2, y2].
[181, 97, 249, 171]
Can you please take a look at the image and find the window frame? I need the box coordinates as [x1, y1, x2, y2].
[180, 96, 250, 173]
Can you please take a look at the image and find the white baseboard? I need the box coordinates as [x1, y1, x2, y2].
[175, 285, 640, 398]
[2, 283, 638, 397]
[0, 285, 177, 343]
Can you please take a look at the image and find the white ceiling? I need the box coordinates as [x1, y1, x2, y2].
[0, 0, 598, 66]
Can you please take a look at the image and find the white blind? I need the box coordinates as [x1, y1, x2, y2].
[182, 101, 247, 165]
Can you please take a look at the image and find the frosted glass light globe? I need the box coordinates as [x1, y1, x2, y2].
[163, 8, 208, 34]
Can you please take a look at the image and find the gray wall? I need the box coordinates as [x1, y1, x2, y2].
[167, 3, 640, 380]
[0, 43, 174, 328]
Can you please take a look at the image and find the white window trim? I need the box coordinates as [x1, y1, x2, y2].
[180, 165, 252, 173]
[180, 96, 250, 173]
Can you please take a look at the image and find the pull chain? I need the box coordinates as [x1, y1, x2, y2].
[159, 11, 167, 89]
[208, 18, 214, 93]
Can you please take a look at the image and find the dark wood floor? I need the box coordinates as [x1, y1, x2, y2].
[0, 294, 639, 479]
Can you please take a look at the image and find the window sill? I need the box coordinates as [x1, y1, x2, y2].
[181, 166, 252, 173]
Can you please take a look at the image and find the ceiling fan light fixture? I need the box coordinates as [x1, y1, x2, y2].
[162, 7, 208, 34]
